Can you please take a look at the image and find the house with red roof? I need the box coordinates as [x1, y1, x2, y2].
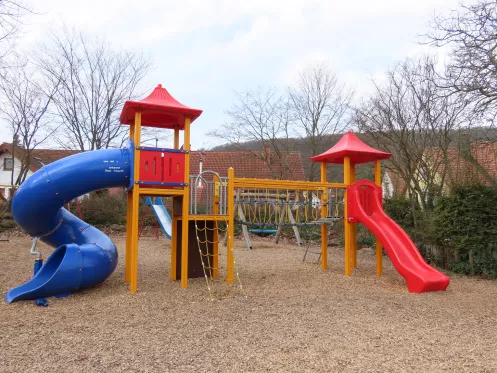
[382, 141, 497, 200]
[190, 147, 305, 181]
[382, 169, 407, 199]
[183, 148, 305, 211]
[0, 141, 305, 201]
[0, 142, 79, 200]
[430, 142, 497, 187]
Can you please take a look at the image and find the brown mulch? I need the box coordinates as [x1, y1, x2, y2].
[1, 231, 496, 373]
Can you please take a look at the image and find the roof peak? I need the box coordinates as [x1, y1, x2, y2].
[311, 131, 392, 164]
[119, 84, 202, 129]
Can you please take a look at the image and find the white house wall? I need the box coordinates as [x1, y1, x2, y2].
[0, 152, 34, 198]
[382, 172, 394, 199]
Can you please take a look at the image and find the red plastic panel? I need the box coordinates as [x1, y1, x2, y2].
[139, 150, 185, 184]
[164, 152, 185, 183]
[139, 150, 163, 183]
[358, 186, 374, 216]
[310, 131, 392, 164]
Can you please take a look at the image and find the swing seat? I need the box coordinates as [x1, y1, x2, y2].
[249, 229, 278, 238]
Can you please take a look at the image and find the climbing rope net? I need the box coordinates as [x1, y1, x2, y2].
[193, 217, 246, 301]
[234, 187, 344, 260]
[234, 187, 344, 229]
[188, 171, 346, 296]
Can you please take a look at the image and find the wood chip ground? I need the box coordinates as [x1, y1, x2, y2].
[1, 232, 496, 373]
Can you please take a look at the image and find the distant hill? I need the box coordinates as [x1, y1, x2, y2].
[211, 133, 375, 182]
[210, 127, 497, 182]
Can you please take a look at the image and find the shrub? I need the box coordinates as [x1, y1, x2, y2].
[78, 191, 127, 227]
[434, 185, 497, 277]
[383, 196, 440, 263]
[298, 225, 322, 242]
[383, 196, 417, 231]
[356, 224, 376, 247]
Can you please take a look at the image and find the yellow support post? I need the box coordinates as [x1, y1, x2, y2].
[126, 191, 133, 284]
[180, 117, 191, 289]
[374, 160, 383, 275]
[125, 123, 135, 284]
[350, 163, 357, 269]
[212, 174, 220, 278]
[170, 127, 180, 281]
[320, 162, 328, 270]
[174, 127, 179, 149]
[130, 112, 141, 293]
[170, 215, 177, 280]
[226, 167, 235, 285]
[343, 156, 352, 276]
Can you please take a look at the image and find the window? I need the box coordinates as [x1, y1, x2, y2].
[3, 158, 13, 171]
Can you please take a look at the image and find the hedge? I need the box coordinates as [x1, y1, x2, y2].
[434, 185, 497, 277]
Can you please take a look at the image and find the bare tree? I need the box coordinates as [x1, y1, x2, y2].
[210, 86, 299, 180]
[0, 61, 58, 191]
[288, 63, 353, 180]
[0, 0, 32, 60]
[426, 0, 497, 121]
[33, 27, 154, 151]
[354, 57, 469, 211]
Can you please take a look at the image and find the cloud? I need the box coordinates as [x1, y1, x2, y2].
[0, 0, 462, 149]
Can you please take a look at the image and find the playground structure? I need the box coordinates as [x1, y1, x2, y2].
[234, 184, 344, 249]
[139, 197, 172, 239]
[5, 84, 450, 304]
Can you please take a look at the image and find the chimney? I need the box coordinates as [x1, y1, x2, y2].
[458, 132, 471, 156]
[264, 145, 271, 163]
[197, 151, 205, 188]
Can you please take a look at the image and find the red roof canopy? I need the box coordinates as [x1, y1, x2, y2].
[119, 84, 202, 129]
[310, 131, 392, 164]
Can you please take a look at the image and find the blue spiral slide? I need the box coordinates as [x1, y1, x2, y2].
[5, 142, 134, 304]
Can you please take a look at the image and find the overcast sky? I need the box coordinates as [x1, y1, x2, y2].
[0, 0, 461, 149]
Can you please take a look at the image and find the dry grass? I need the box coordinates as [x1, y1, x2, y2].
[1, 231, 497, 373]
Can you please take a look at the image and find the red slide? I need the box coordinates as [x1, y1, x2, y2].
[348, 180, 450, 293]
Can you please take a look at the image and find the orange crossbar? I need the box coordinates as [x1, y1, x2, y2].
[233, 178, 346, 190]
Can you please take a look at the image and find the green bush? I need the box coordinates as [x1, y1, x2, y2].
[434, 185, 497, 277]
[356, 224, 376, 247]
[298, 225, 321, 242]
[383, 196, 417, 231]
[383, 196, 440, 263]
[78, 191, 127, 227]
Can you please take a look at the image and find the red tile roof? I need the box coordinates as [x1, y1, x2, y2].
[0, 143, 305, 180]
[0, 143, 79, 172]
[436, 142, 497, 186]
[385, 142, 497, 195]
[384, 169, 408, 196]
[187, 150, 305, 210]
[189, 150, 305, 180]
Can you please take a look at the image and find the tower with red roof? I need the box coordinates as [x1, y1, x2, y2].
[120, 84, 203, 292]
[311, 131, 392, 276]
